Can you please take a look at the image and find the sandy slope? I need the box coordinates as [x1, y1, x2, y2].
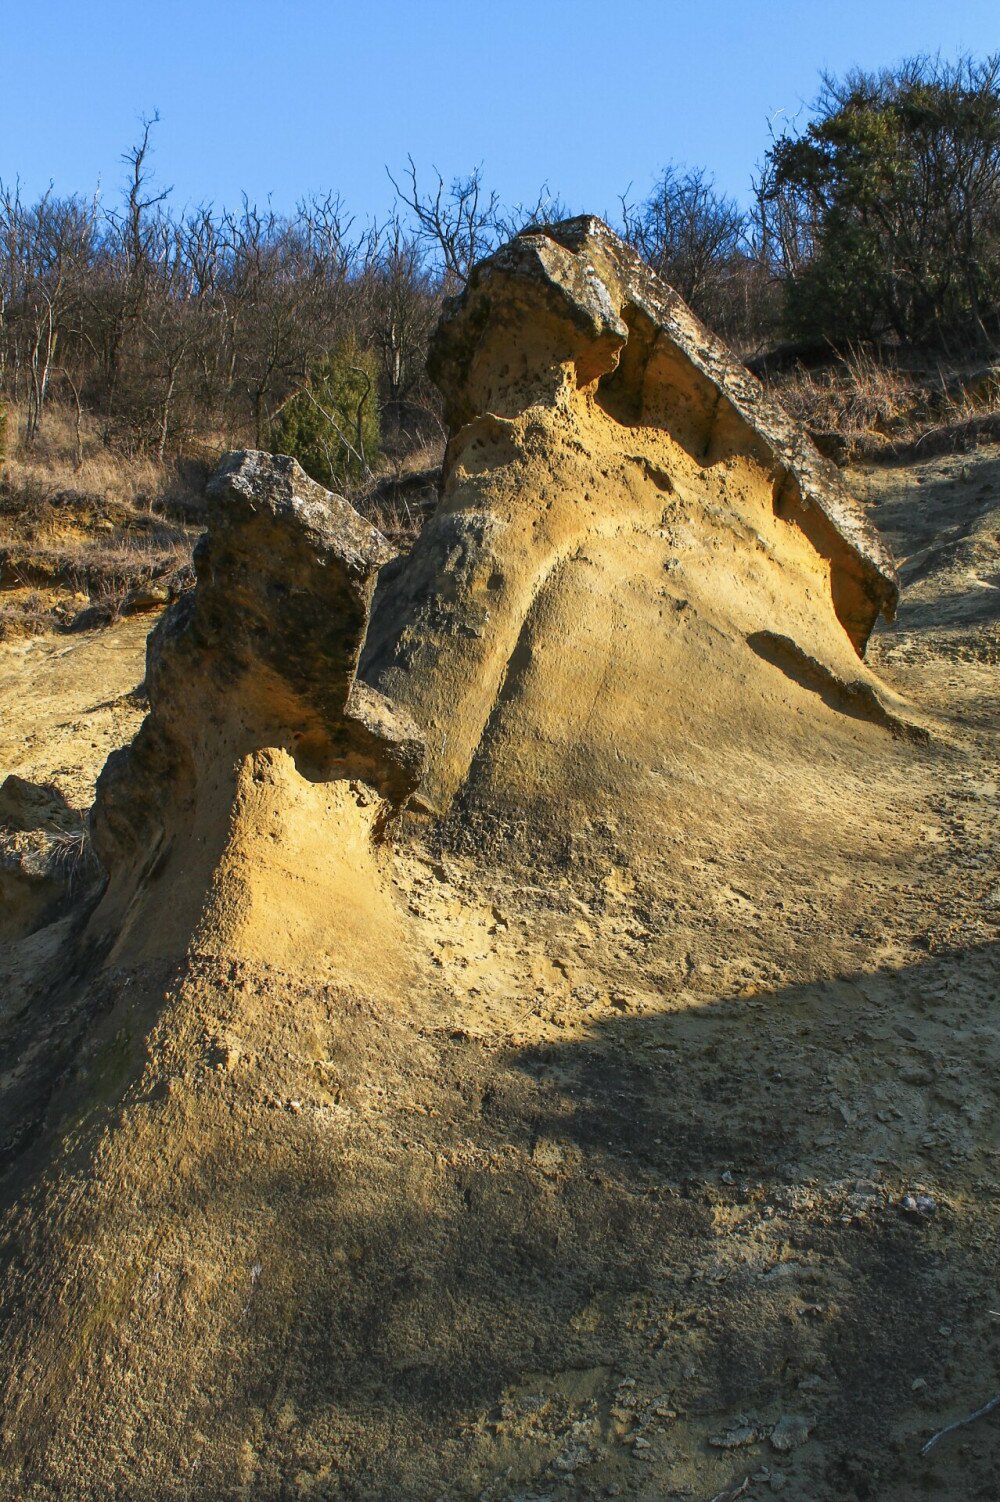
[0, 440, 996, 1502]
[0, 616, 150, 809]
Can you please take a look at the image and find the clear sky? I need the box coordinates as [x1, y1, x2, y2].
[2, 1, 998, 221]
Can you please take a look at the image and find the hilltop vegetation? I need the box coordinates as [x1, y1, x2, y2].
[1, 51, 999, 644]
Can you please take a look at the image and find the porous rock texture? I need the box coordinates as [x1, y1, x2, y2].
[363, 215, 906, 828]
[6, 224, 997, 1502]
[90, 449, 424, 969]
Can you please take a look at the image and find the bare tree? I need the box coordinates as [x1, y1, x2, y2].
[0, 184, 98, 444]
[621, 166, 747, 314]
[99, 114, 172, 415]
[387, 157, 503, 287]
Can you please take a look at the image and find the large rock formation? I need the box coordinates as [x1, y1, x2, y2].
[362, 216, 905, 826]
[4, 223, 960, 1502]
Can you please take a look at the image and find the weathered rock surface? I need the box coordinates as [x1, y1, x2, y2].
[363, 215, 904, 820]
[93, 453, 423, 869]
[427, 215, 898, 646]
[6, 224, 976, 1502]
[90, 452, 424, 961]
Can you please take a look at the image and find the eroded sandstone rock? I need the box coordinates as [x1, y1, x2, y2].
[429, 216, 897, 647]
[91, 452, 424, 935]
[362, 218, 905, 822]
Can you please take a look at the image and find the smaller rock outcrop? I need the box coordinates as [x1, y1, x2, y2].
[90, 453, 424, 954]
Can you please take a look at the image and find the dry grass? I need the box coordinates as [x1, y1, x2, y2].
[767, 347, 1000, 462]
[770, 348, 924, 450]
[3, 403, 170, 506]
[0, 589, 61, 642]
[353, 440, 444, 548]
[0, 402, 205, 638]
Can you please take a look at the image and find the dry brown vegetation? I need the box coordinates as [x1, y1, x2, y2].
[0, 399, 443, 641]
[0, 404, 203, 640]
[764, 347, 1000, 464]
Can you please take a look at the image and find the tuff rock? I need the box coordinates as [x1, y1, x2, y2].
[362, 215, 906, 817]
[90, 452, 424, 955]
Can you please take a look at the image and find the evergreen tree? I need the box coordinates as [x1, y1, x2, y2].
[762, 56, 1000, 348]
[269, 339, 380, 488]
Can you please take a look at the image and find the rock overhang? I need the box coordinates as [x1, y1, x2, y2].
[428, 215, 898, 653]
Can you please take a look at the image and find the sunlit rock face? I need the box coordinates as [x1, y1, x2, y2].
[362, 215, 901, 839]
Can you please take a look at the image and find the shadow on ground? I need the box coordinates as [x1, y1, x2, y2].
[3, 939, 998, 1500]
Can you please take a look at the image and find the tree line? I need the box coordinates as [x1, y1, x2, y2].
[1, 53, 998, 475]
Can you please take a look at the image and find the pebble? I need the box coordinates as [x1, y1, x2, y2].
[900, 1192, 937, 1218]
[770, 1414, 812, 1452]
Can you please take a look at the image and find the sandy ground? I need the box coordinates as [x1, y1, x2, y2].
[0, 450, 998, 1501]
[0, 616, 150, 810]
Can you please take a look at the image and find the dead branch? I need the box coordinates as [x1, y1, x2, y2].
[921, 1391, 1000, 1455]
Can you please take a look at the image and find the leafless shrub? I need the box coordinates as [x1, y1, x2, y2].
[39, 826, 101, 894]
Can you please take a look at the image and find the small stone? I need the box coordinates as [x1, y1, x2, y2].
[709, 1425, 757, 1449]
[900, 1192, 937, 1219]
[553, 1443, 589, 1473]
[770, 1414, 812, 1452]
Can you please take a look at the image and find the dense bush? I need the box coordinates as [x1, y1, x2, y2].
[760, 55, 1000, 349]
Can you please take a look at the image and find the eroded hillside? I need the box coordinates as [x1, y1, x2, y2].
[0, 220, 998, 1502]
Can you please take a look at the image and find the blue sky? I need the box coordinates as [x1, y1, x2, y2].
[2, 1, 998, 220]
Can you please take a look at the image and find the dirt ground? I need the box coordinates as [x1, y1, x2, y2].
[0, 446, 998, 1501]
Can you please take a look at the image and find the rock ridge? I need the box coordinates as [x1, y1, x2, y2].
[429, 214, 898, 651]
